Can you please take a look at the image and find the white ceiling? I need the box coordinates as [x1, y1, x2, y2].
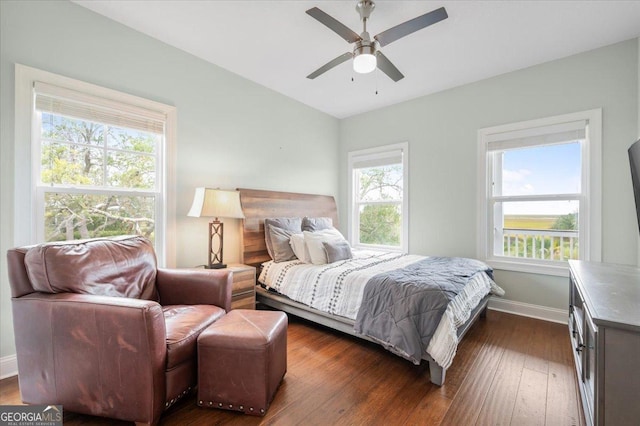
[73, 1, 640, 119]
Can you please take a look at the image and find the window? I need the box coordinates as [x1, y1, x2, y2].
[15, 65, 176, 265]
[477, 110, 601, 276]
[348, 142, 408, 252]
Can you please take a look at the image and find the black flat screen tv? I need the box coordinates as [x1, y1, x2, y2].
[630, 139, 640, 234]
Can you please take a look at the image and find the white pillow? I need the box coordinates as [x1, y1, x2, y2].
[290, 233, 312, 263]
[303, 228, 348, 265]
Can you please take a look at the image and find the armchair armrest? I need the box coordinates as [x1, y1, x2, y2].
[156, 268, 232, 311]
[11, 292, 167, 423]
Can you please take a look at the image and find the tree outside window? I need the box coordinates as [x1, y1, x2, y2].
[357, 164, 402, 246]
[349, 143, 408, 252]
[32, 69, 167, 249]
[39, 113, 159, 242]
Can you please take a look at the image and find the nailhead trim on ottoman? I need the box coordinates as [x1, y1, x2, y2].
[197, 309, 287, 416]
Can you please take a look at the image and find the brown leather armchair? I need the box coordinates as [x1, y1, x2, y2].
[7, 235, 232, 425]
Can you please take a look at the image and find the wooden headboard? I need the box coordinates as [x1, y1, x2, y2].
[238, 188, 339, 268]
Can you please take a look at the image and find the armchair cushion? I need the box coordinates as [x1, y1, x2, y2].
[163, 305, 226, 369]
[23, 235, 158, 301]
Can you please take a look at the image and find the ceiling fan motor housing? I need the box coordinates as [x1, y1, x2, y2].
[354, 38, 378, 57]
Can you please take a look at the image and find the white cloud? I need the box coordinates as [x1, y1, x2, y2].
[502, 168, 534, 195]
[503, 168, 531, 182]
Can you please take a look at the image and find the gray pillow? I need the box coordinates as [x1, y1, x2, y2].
[322, 240, 353, 263]
[266, 225, 297, 262]
[302, 216, 333, 232]
[264, 217, 301, 260]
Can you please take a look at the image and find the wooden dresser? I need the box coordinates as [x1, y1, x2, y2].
[568, 260, 640, 426]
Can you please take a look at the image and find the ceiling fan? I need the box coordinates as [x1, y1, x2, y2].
[306, 1, 448, 82]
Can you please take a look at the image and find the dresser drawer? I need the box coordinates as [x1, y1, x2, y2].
[568, 260, 640, 426]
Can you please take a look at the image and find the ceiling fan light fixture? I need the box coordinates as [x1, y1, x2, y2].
[353, 52, 376, 74]
[353, 39, 377, 74]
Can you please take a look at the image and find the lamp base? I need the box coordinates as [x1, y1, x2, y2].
[206, 263, 227, 270]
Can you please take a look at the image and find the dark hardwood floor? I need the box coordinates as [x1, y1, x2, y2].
[0, 310, 584, 425]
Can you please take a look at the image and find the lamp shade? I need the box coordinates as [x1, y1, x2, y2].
[187, 188, 244, 219]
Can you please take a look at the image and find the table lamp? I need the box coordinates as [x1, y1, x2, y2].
[188, 188, 244, 269]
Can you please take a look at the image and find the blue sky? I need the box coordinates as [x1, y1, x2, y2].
[501, 141, 581, 215]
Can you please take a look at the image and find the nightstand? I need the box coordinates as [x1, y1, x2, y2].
[226, 263, 256, 310]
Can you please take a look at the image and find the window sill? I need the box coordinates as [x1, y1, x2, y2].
[352, 243, 404, 253]
[485, 257, 570, 277]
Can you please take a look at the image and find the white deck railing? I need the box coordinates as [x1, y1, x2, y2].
[502, 228, 579, 261]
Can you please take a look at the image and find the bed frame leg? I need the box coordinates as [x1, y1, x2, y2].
[480, 305, 488, 318]
[429, 362, 446, 386]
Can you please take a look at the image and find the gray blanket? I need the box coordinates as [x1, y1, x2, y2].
[354, 256, 492, 365]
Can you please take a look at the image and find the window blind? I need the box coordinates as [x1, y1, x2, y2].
[486, 120, 586, 151]
[351, 149, 403, 169]
[34, 81, 165, 134]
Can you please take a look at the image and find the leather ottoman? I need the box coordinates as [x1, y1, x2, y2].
[197, 309, 287, 416]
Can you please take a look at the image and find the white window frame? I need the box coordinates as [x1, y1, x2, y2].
[348, 142, 409, 252]
[477, 109, 602, 276]
[14, 64, 177, 267]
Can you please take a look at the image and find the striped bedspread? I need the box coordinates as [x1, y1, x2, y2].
[258, 250, 503, 369]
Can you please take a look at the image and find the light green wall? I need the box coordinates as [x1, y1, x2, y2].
[0, 0, 339, 360]
[1, 0, 638, 370]
[339, 38, 639, 310]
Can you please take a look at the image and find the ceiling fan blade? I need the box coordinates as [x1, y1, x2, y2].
[376, 51, 404, 82]
[307, 52, 353, 79]
[374, 7, 448, 47]
[306, 7, 361, 44]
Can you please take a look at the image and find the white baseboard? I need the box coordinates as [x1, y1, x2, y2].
[0, 355, 18, 379]
[488, 297, 568, 324]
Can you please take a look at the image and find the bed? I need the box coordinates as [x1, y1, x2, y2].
[238, 188, 502, 386]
